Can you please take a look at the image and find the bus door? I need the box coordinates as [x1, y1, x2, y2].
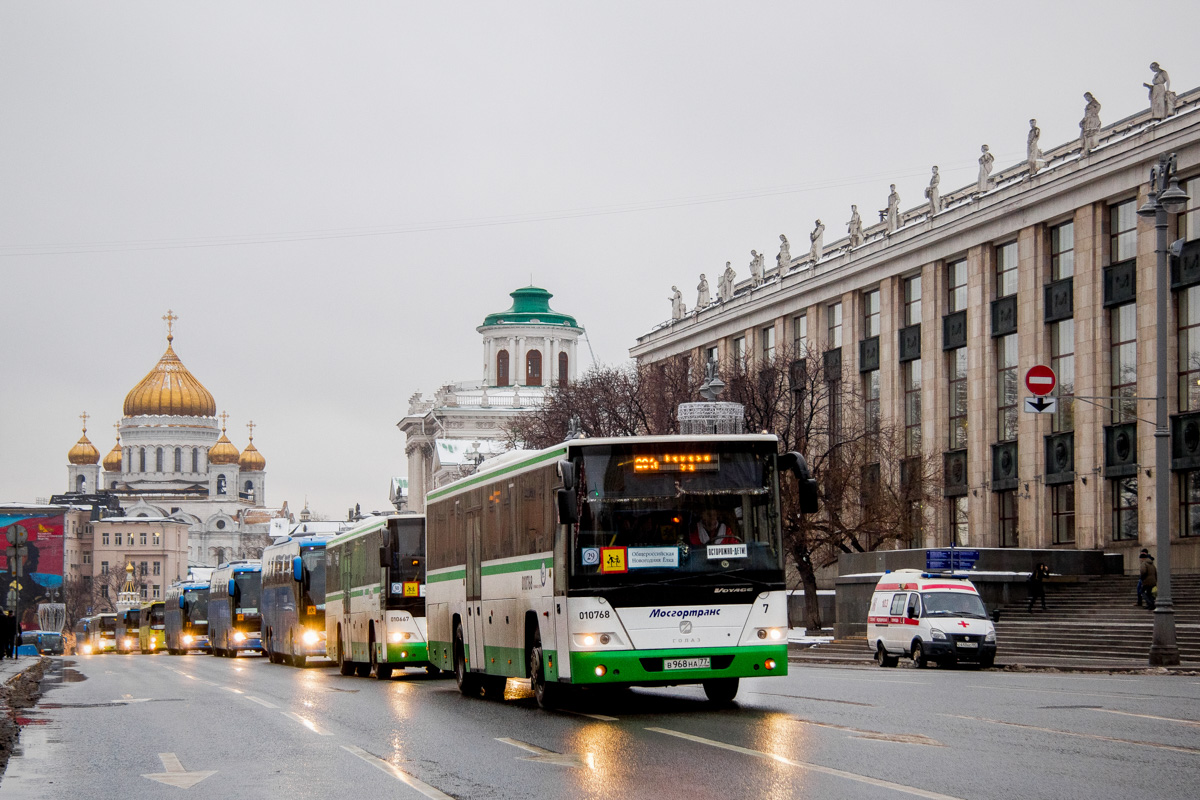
[342, 544, 353, 619]
[466, 511, 485, 669]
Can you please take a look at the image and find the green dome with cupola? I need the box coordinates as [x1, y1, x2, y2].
[480, 287, 579, 329]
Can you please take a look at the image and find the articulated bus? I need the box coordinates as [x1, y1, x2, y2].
[165, 581, 211, 654]
[117, 607, 141, 653]
[325, 514, 433, 679]
[93, 613, 117, 653]
[261, 534, 331, 667]
[138, 601, 166, 653]
[425, 434, 817, 708]
[208, 561, 263, 657]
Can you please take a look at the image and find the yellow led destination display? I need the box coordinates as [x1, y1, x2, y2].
[632, 453, 719, 473]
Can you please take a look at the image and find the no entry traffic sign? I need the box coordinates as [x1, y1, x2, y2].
[1026, 365, 1056, 396]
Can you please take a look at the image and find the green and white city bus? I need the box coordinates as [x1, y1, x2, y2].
[325, 514, 434, 679]
[424, 433, 817, 708]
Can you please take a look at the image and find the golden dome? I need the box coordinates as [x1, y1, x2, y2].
[208, 421, 240, 465]
[123, 328, 216, 418]
[68, 426, 100, 465]
[102, 433, 122, 472]
[239, 437, 266, 472]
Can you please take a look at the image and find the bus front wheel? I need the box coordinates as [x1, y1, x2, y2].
[454, 623, 481, 697]
[529, 629, 561, 710]
[702, 678, 739, 705]
[337, 628, 355, 676]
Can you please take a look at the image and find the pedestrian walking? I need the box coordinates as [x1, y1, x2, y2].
[1139, 551, 1158, 611]
[1027, 563, 1050, 612]
[1136, 548, 1150, 606]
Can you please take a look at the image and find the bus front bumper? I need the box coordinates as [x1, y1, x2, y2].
[567, 644, 788, 685]
[384, 642, 429, 665]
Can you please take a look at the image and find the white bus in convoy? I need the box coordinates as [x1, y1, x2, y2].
[324, 514, 433, 679]
[424, 434, 817, 708]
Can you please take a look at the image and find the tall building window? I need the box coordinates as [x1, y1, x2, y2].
[904, 360, 922, 457]
[140, 586, 148, 600]
[1052, 484, 1076, 544]
[101, 561, 109, 575]
[1180, 179, 1200, 241]
[997, 334, 1018, 441]
[1051, 221, 1075, 280]
[102, 532, 109, 546]
[191, 448, 199, 472]
[1051, 319, 1075, 432]
[904, 275, 921, 325]
[139, 448, 146, 472]
[153, 561, 161, 576]
[733, 336, 746, 366]
[153, 584, 161, 600]
[140, 531, 147, 546]
[114, 532, 122, 545]
[949, 496, 968, 545]
[153, 531, 160, 545]
[761, 326, 775, 361]
[1179, 286, 1200, 411]
[793, 313, 807, 355]
[947, 259, 967, 313]
[101, 584, 109, 598]
[1110, 200, 1138, 262]
[140, 561, 149, 576]
[996, 241, 1019, 298]
[998, 490, 1019, 547]
[827, 302, 843, 348]
[558, 352, 568, 387]
[154, 447, 163, 472]
[1113, 476, 1138, 540]
[948, 347, 968, 449]
[496, 350, 510, 387]
[174, 447, 182, 472]
[1182, 472, 1200, 537]
[217, 474, 227, 495]
[525, 350, 542, 386]
[1111, 303, 1138, 423]
[864, 369, 880, 434]
[862, 289, 880, 337]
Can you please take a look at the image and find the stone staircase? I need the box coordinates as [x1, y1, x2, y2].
[789, 574, 1200, 667]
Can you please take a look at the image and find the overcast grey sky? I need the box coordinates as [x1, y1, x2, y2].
[4, 2, 1200, 519]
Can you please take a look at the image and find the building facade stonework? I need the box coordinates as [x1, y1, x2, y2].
[632, 84, 1200, 575]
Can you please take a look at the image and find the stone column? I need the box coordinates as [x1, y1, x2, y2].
[966, 244, 992, 547]
[1016, 223, 1046, 548]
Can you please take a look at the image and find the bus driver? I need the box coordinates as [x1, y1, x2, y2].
[688, 509, 742, 546]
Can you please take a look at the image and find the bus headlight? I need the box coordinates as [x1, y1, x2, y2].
[389, 632, 403, 643]
[233, 631, 247, 643]
[302, 630, 320, 646]
[82, 644, 93, 654]
[123, 638, 133, 648]
[583, 635, 595, 646]
[182, 635, 194, 645]
[150, 641, 156, 649]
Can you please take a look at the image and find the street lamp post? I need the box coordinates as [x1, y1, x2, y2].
[1137, 152, 1189, 666]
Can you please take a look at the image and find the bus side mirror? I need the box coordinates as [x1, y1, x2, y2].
[780, 451, 819, 514]
[293, 556, 304, 583]
[227, 579, 236, 598]
[556, 488, 579, 525]
[379, 546, 390, 569]
[558, 460, 575, 491]
[179, 596, 187, 610]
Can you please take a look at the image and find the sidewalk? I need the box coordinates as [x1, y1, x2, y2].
[0, 658, 38, 685]
[787, 640, 1200, 672]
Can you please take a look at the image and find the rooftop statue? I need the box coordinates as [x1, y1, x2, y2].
[669, 285, 686, 320]
[1145, 62, 1176, 121]
[846, 205, 864, 249]
[748, 249, 765, 286]
[696, 273, 711, 309]
[1080, 92, 1102, 156]
[1027, 119, 1044, 176]
[885, 184, 900, 234]
[924, 166, 941, 215]
[977, 145, 994, 193]
[719, 261, 736, 302]
[808, 219, 825, 263]
[776, 234, 791, 271]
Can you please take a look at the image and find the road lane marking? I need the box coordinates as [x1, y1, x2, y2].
[141, 752, 217, 789]
[560, 709, 619, 722]
[944, 714, 1200, 755]
[790, 717, 943, 746]
[819, 676, 929, 686]
[755, 692, 875, 707]
[112, 698, 152, 703]
[341, 744, 454, 799]
[496, 738, 595, 769]
[1091, 708, 1200, 727]
[221, 686, 244, 694]
[283, 711, 333, 735]
[647, 727, 964, 799]
[245, 696, 278, 708]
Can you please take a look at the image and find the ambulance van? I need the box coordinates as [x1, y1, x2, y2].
[867, 569, 996, 668]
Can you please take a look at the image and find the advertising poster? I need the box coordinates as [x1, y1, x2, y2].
[0, 512, 66, 629]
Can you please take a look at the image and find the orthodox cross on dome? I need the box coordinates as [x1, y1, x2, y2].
[246, 420, 256, 441]
[219, 410, 230, 431]
[79, 410, 89, 432]
[162, 309, 178, 343]
[113, 421, 120, 442]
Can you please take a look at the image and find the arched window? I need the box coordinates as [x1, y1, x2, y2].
[174, 448, 182, 472]
[110, 480, 118, 490]
[217, 474, 227, 495]
[139, 448, 146, 472]
[558, 352, 569, 387]
[76, 474, 86, 492]
[155, 447, 164, 472]
[526, 350, 542, 386]
[496, 349, 510, 387]
[244, 480, 255, 501]
[192, 448, 199, 473]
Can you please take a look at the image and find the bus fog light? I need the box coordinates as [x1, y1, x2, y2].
[233, 631, 247, 643]
[150, 641, 156, 649]
[594, 665, 606, 677]
[765, 659, 777, 670]
[303, 630, 320, 646]
[182, 635, 194, 645]
[401, 651, 408, 658]
[769, 628, 783, 640]
[599, 634, 610, 645]
[757, 629, 767, 639]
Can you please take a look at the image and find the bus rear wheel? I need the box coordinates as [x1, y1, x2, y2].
[702, 678, 739, 705]
[337, 628, 355, 676]
[454, 623, 481, 697]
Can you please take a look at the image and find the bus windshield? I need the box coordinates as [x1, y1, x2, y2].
[149, 606, 165, 628]
[571, 443, 783, 584]
[124, 609, 141, 627]
[233, 573, 261, 613]
[301, 547, 326, 605]
[184, 589, 209, 624]
[98, 616, 116, 633]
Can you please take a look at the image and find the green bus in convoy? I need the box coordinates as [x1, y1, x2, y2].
[424, 433, 817, 708]
[325, 514, 433, 679]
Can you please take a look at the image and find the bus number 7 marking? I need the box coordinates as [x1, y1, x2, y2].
[762, 604, 768, 613]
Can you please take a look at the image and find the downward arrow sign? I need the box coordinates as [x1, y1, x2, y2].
[1024, 396, 1057, 414]
[497, 738, 595, 769]
[142, 753, 217, 789]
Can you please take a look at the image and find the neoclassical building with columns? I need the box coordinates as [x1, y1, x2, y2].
[632, 76, 1200, 574]
[399, 286, 583, 512]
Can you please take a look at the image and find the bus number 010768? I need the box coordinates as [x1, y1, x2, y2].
[578, 610, 610, 620]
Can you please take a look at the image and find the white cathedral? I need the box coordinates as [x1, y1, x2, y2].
[65, 313, 286, 565]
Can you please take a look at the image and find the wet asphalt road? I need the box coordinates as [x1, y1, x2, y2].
[2, 654, 1199, 800]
